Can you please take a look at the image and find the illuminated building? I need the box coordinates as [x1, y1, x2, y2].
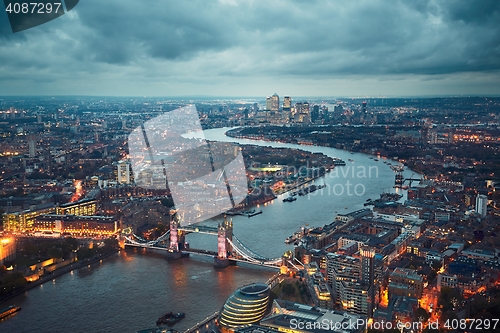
[339, 281, 373, 317]
[293, 102, 310, 123]
[265, 93, 281, 123]
[360, 247, 375, 286]
[282, 96, 292, 122]
[259, 299, 365, 333]
[326, 253, 360, 306]
[266, 96, 273, 111]
[3, 204, 55, 232]
[437, 273, 457, 292]
[360, 247, 375, 314]
[283, 96, 291, 111]
[270, 93, 279, 112]
[116, 160, 132, 184]
[0, 237, 16, 265]
[33, 214, 118, 237]
[475, 194, 488, 218]
[304, 262, 333, 309]
[388, 267, 423, 299]
[327, 251, 378, 317]
[56, 199, 97, 216]
[218, 283, 270, 331]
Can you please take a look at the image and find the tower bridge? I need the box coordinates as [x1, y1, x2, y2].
[123, 216, 302, 271]
[391, 165, 422, 188]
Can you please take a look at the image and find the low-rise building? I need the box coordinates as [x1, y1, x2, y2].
[33, 214, 118, 237]
[260, 299, 365, 333]
[2, 203, 56, 232]
[388, 267, 423, 299]
[56, 198, 97, 216]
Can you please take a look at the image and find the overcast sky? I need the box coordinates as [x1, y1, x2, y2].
[1, 0, 499, 97]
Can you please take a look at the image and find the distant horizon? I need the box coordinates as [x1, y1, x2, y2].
[1, 94, 500, 100]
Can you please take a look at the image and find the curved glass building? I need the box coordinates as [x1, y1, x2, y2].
[218, 283, 270, 331]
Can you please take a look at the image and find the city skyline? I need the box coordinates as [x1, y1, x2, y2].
[1, 0, 500, 97]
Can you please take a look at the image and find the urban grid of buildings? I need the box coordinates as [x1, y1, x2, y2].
[1, 95, 500, 332]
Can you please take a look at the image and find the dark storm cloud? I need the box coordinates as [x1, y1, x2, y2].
[68, 0, 500, 75]
[0, 0, 499, 95]
[70, 0, 235, 63]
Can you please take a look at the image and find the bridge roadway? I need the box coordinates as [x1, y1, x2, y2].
[178, 225, 218, 235]
[124, 243, 281, 269]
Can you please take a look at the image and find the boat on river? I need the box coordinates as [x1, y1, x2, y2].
[156, 312, 185, 326]
[0, 305, 21, 320]
[137, 327, 179, 333]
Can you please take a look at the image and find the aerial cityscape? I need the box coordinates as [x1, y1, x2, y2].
[1, 1, 500, 333]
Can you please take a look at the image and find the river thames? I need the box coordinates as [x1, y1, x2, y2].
[0, 127, 418, 333]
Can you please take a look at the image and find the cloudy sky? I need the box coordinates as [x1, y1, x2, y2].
[1, 0, 499, 97]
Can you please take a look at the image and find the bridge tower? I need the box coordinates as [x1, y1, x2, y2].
[214, 215, 234, 268]
[169, 217, 179, 251]
[223, 215, 233, 254]
[391, 165, 405, 188]
[166, 215, 183, 259]
[395, 171, 404, 188]
[280, 250, 294, 275]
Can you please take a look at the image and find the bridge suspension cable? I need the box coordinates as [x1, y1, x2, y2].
[231, 235, 270, 261]
[287, 260, 301, 271]
[227, 238, 282, 265]
[124, 230, 170, 246]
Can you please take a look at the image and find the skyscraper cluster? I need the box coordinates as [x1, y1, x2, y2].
[260, 93, 317, 124]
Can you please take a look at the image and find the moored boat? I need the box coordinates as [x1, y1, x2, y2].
[156, 312, 185, 326]
[0, 305, 21, 320]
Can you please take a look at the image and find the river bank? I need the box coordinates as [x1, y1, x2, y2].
[225, 126, 422, 180]
[0, 249, 119, 304]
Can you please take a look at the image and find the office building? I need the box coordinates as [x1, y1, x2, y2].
[266, 96, 273, 111]
[56, 199, 97, 216]
[339, 281, 373, 317]
[305, 262, 333, 309]
[475, 194, 488, 218]
[388, 267, 423, 299]
[311, 105, 320, 123]
[33, 214, 118, 237]
[283, 96, 291, 111]
[326, 253, 361, 306]
[360, 247, 375, 286]
[218, 283, 270, 331]
[28, 134, 36, 158]
[270, 93, 279, 112]
[294, 102, 310, 123]
[3, 204, 56, 232]
[259, 299, 365, 333]
[117, 160, 132, 185]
